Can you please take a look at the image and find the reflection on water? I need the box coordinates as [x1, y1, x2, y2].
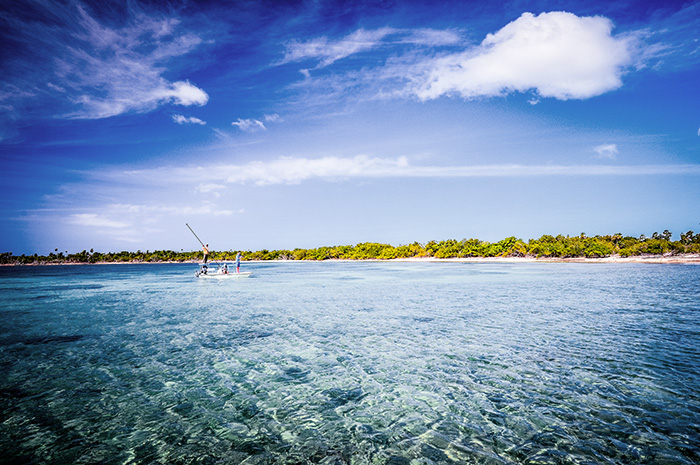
[0, 262, 699, 464]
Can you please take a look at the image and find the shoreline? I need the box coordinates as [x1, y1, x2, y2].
[391, 254, 700, 264]
[3, 254, 700, 266]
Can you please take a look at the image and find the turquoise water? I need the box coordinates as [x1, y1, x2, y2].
[0, 261, 698, 464]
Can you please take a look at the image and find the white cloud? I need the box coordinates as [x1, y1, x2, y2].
[196, 183, 226, 198]
[69, 204, 232, 233]
[105, 156, 700, 189]
[66, 72, 208, 120]
[282, 28, 395, 68]
[197, 183, 226, 193]
[412, 12, 632, 101]
[285, 13, 636, 104]
[60, 203, 233, 249]
[24, 4, 209, 119]
[69, 213, 131, 229]
[230, 113, 281, 130]
[220, 155, 410, 185]
[162, 81, 209, 106]
[400, 28, 463, 46]
[107, 203, 233, 217]
[232, 118, 266, 132]
[593, 143, 619, 159]
[280, 27, 462, 71]
[173, 114, 206, 125]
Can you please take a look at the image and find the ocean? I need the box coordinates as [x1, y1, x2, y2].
[0, 261, 698, 464]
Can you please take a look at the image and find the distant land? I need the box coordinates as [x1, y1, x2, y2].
[3, 231, 700, 265]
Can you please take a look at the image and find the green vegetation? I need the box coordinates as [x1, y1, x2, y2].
[3, 230, 700, 265]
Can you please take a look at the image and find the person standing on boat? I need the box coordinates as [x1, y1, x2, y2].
[236, 252, 242, 273]
[202, 244, 210, 263]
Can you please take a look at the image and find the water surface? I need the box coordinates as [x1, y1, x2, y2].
[1, 262, 698, 464]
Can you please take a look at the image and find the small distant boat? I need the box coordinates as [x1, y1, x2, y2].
[195, 262, 252, 278]
[185, 224, 251, 279]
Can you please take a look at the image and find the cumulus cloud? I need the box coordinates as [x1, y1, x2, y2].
[162, 81, 209, 107]
[593, 143, 619, 159]
[412, 12, 633, 101]
[173, 114, 206, 125]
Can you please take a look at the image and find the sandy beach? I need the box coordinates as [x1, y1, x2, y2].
[4, 253, 700, 266]
[391, 254, 700, 264]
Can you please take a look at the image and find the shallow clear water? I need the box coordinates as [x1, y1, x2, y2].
[0, 261, 698, 464]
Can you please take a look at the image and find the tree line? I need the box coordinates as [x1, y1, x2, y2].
[2, 230, 700, 265]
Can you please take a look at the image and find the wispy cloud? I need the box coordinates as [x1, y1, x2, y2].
[69, 213, 131, 229]
[173, 114, 206, 125]
[68, 203, 232, 232]
[231, 114, 280, 132]
[105, 156, 700, 188]
[57, 203, 233, 247]
[62, 7, 209, 119]
[196, 183, 226, 193]
[635, 2, 700, 72]
[593, 143, 619, 159]
[221, 155, 411, 185]
[1, 1, 208, 120]
[196, 183, 226, 198]
[232, 118, 266, 132]
[281, 28, 396, 68]
[400, 28, 463, 46]
[280, 27, 462, 71]
[224, 158, 700, 183]
[113, 203, 234, 217]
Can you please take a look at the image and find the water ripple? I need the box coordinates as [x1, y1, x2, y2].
[0, 262, 698, 464]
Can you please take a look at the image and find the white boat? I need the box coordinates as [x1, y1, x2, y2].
[195, 262, 252, 278]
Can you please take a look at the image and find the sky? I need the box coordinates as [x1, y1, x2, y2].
[1, 0, 699, 255]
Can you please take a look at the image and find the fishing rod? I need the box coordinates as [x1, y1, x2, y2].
[185, 223, 205, 247]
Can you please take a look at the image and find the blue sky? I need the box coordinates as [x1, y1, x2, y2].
[1, 0, 699, 254]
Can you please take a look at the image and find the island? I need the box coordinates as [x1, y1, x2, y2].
[3, 230, 700, 265]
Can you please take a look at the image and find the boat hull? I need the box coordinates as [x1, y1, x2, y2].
[197, 271, 252, 279]
[195, 262, 251, 278]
